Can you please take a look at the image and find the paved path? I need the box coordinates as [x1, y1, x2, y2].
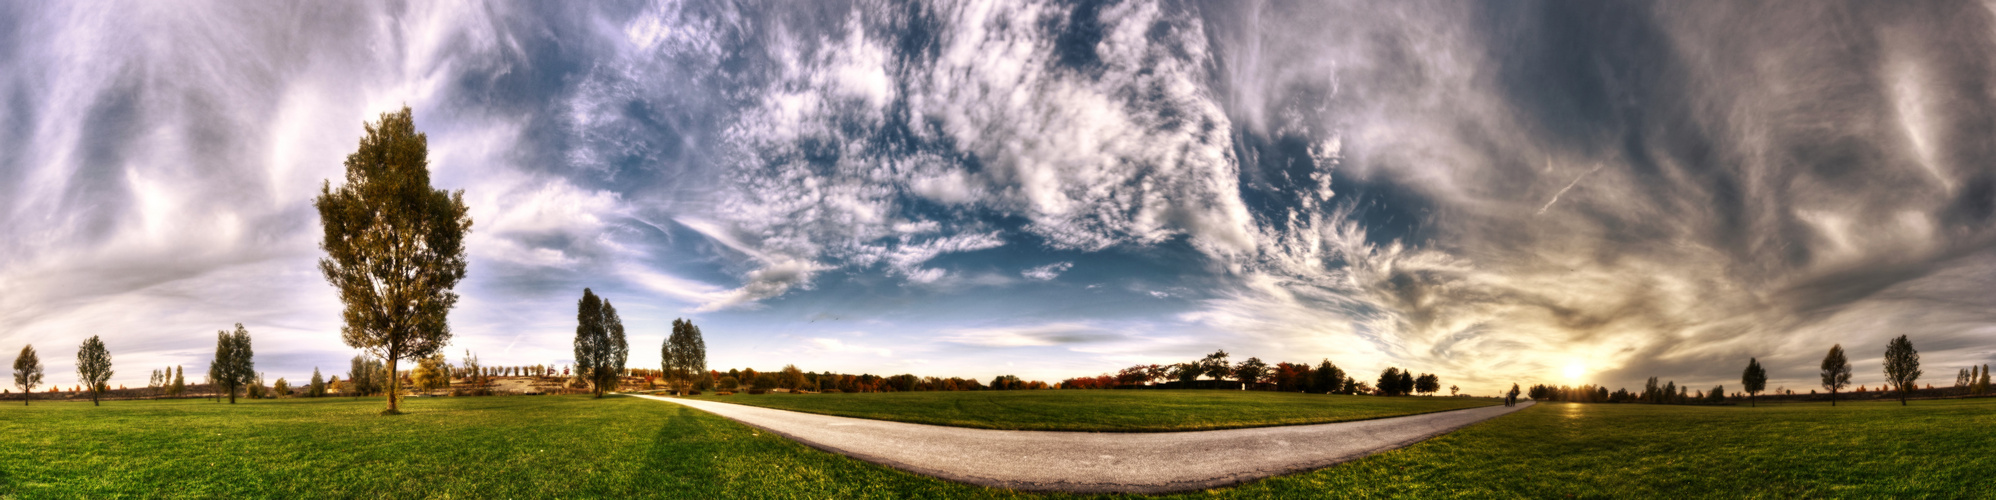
[631, 394, 1533, 494]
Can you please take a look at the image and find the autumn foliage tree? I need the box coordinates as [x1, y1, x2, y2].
[315, 107, 473, 415]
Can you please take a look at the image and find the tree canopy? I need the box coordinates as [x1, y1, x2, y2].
[1820, 344, 1852, 406]
[573, 289, 630, 398]
[1883, 335, 1921, 406]
[663, 318, 708, 395]
[1741, 357, 1768, 407]
[211, 324, 256, 404]
[75, 335, 113, 407]
[14, 345, 43, 406]
[316, 106, 472, 415]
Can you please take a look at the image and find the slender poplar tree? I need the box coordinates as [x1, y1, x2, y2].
[170, 365, 185, 396]
[309, 368, 326, 397]
[599, 301, 629, 394]
[573, 288, 615, 398]
[316, 107, 473, 415]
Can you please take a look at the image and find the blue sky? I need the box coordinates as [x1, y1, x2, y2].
[3, 1, 1994, 396]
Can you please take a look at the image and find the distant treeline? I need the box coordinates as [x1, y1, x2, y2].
[1533, 337, 1992, 406]
[1068, 350, 1457, 396]
[680, 365, 1051, 394]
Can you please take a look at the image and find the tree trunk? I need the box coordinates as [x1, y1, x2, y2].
[228, 383, 237, 404]
[92, 389, 99, 406]
[386, 358, 401, 413]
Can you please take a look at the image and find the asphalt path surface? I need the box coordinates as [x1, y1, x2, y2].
[632, 394, 1533, 494]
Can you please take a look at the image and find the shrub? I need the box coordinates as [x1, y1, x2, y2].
[822, 389, 842, 394]
[716, 391, 733, 396]
[686, 389, 701, 395]
[747, 388, 767, 395]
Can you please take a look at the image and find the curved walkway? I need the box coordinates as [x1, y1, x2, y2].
[632, 394, 1532, 494]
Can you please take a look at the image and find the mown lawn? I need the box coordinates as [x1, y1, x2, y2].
[0, 395, 1021, 499]
[3, 394, 1987, 498]
[684, 390, 1500, 431]
[1203, 398, 1996, 498]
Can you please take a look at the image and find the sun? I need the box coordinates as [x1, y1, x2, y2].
[1563, 360, 1587, 381]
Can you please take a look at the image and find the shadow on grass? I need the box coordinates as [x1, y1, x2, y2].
[642, 403, 722, 497]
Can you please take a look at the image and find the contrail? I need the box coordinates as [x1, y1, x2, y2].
[1537, 165, 1602, 215]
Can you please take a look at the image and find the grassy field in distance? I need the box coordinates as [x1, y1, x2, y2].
[5, 393, 1988, 498]
[682, 389, 1500, 431]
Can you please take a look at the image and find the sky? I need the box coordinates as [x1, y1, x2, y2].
[2, 1, 1993, 396]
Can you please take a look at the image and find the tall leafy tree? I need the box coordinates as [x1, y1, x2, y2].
[1883, 335, 1922, 406]
[1196, 350, 1231, 381]
[211, 324, 256, 404]
[309, 368, 327, 397]
[413, 354, 451, 392]
[1377, 367, 1402, 396]
[662, 318, 708, 395]
[1232, 357, 1268, 389]
[1741, 358, 1768, 407]
[600, 301, 629, 394]
[1415, 373, 1440, 396]
[13, 345, 43, 406]
[315, 107, 473, 415]
[169, 366, 184, 396]
[1820, 344, 1851, 406]
[1310, 359, 1344, 394]
[572, 289, 629, 398]
[348, 355, 384, 397]
[1978, 364, 1992, 396]
[75, 335, 113, 406]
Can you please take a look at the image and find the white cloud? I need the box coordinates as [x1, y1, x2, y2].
[809, 337, 892, 357]
[1021, 262, 1073, 281]
[938, 322, 1121, 347]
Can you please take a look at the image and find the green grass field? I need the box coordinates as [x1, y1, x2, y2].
[0, 395, 1015, 499]
[1213, 398, 1996, 498]
[3, 394, 1988, 498]
[683, 390, 1499, 431]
